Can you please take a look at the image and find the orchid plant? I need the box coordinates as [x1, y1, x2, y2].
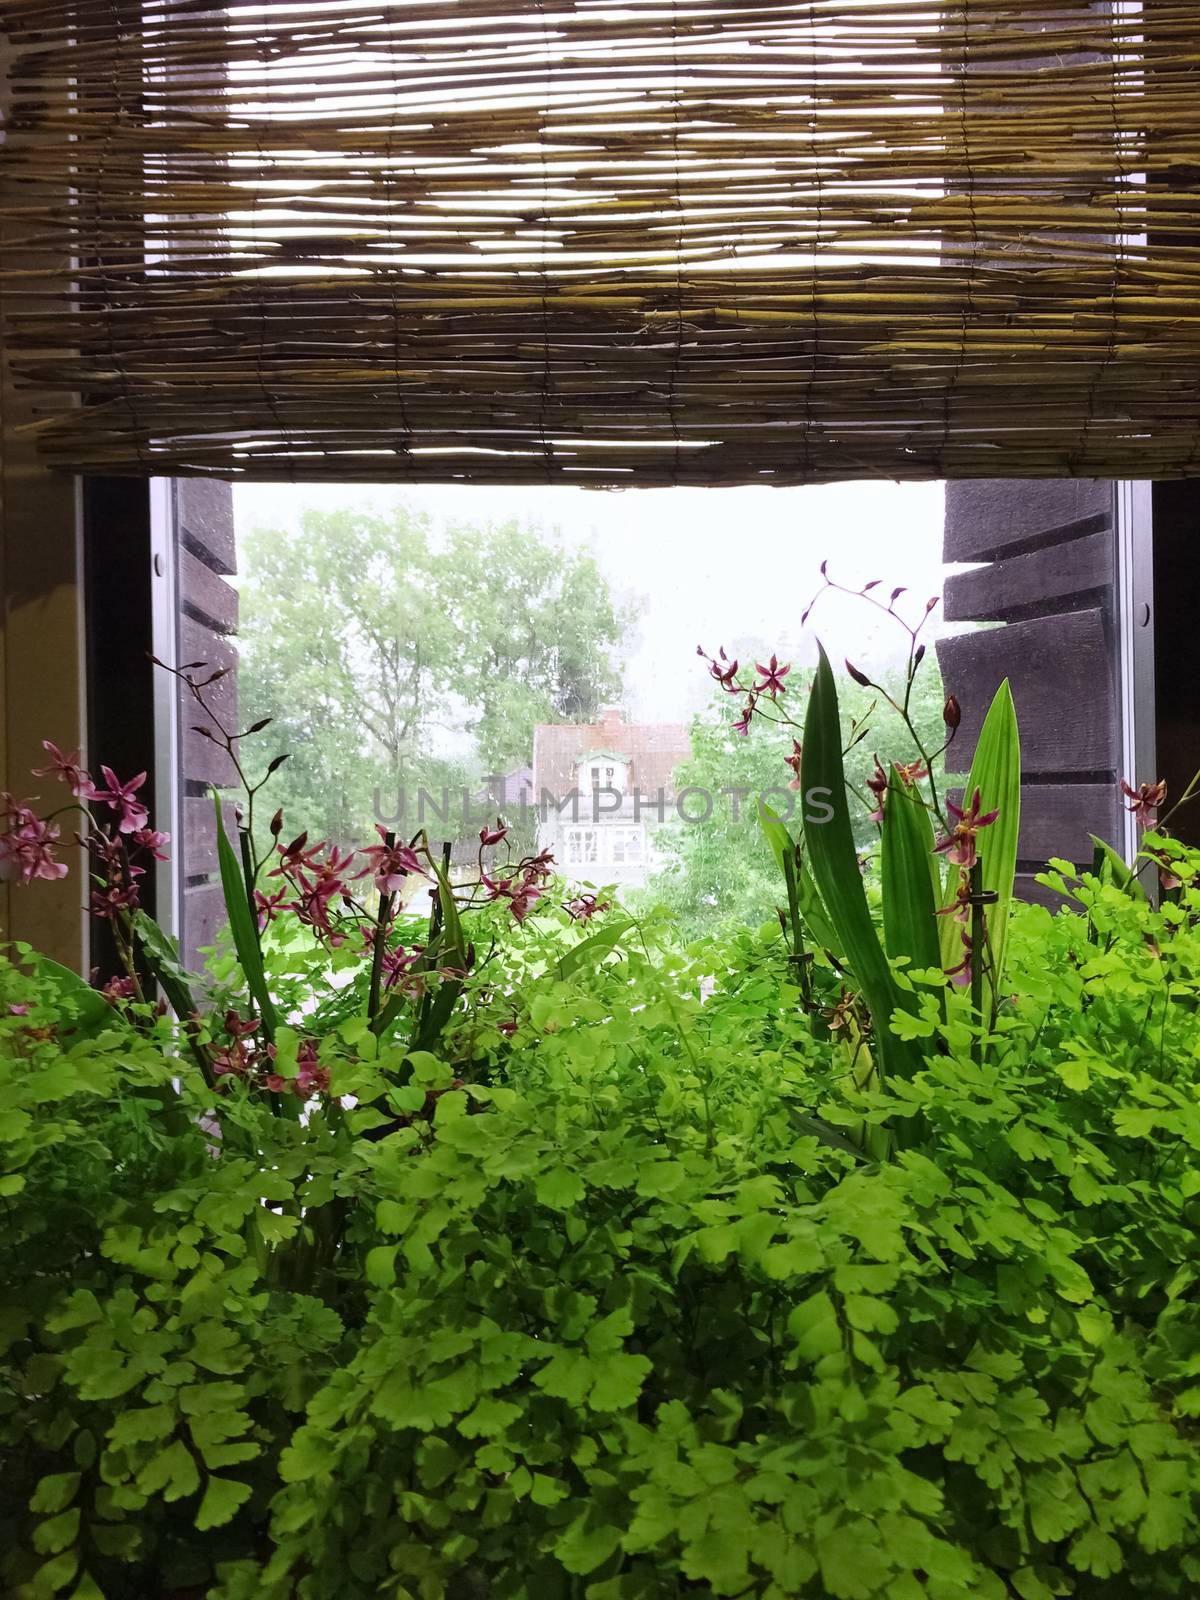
[0, 659, 587, 1113]
[4, 622, 1187, 1140]
[699, 564, 1200, 1145]
[699, 566, 1023, 1139]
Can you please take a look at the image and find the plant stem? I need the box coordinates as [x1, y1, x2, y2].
[367, 832, 396, 1022]
[784, 851, 813, 1011]
[238, 825, 274, 1048]
[970, 860, 985, 1064]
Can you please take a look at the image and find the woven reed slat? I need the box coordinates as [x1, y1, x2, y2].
[1, 0, 1198, 483]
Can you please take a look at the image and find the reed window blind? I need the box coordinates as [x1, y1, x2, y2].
[1, 0, 1198, 484]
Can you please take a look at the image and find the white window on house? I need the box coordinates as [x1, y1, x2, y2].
[579, 754, 627, 796]
[566, 827, 599, 867]
[610, 826, 645, 867]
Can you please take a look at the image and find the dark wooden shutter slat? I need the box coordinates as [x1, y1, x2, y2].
[937, 483, 1123, 887]
[174, 479, 238, 968]
[944, 532, 1114, 625]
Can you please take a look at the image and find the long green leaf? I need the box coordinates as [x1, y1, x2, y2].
[881, 767, 941, 975]
[371, 869, 457, 1041]
[957, 680, 1022, 998]
[213, 790, 278, 1040]
[557, 918, 632, 980]
[1089, 834, 1148, 902]
[795, 854, 844, 962]
[130, 911, 216, 1093]
[759, 802, 842, 960]
[409, 954, 463, 1053]
[133, 911, 201, 1027]
[801, 645, 918, 1082]
[27, 955, 113, 1037]
[432, 860, 466, 967]
[405, 862, 468, 1052]
[759, 799, 803, 946]
[758, 802, 794, 880]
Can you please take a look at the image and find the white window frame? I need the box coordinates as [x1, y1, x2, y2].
[608, 825, 644, 867]
[565, 826, 599, 867]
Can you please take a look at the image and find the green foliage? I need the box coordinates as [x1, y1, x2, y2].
[238, 504, 634, 845]
[956, 679, 1022, 994]
[213, 795, 278, 1043]
[5, 841, 1200, 1599]
[644, 662, 946, 939]
[801, 644, 921, 1092]
[713, 641, 1022, 1156]
[880, 764, 941, 977]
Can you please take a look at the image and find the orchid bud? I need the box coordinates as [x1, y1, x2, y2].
[845, 659, 872, 687]
[943, 694, 962, 730]
[862, 579, 881, 591]
[913, 644, 926, 669]
[926, 595, 939, 612]
[269, 807, 284, 837]
[819, 559, 828, 577]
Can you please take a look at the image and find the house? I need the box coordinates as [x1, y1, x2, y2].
[449, 765, 536, 873]
[532, 707, 691, 890]
[481, 765, 535, 811]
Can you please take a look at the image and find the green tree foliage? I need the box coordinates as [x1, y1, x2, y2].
[238, 506, 632, 844]
[644, 660, 946, 938]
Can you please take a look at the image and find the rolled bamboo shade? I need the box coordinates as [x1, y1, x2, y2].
[1, 0, 1198, 484]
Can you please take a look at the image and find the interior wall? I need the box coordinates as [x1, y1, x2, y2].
[0, 66, 88, 970]
[0, 421, 88, 968]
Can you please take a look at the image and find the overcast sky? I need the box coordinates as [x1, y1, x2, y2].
[234, 479, 956, 724]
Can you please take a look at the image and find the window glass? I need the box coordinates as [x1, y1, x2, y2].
[611, 828, 644, 867]
[232, 482, 958, 935]
[566, 828, 600, 867]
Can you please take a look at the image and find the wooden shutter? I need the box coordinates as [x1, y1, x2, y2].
[173, 479, 238, 969]
[936, 480, 1123, 904]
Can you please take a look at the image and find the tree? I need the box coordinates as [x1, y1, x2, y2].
[640, 659, 948, 939]
[238, 505, 632, 845]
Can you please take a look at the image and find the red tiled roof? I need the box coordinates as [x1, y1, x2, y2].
[533, 708, 691, 799]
